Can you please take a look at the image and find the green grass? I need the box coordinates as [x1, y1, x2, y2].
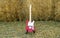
[0, 21, 60, 38]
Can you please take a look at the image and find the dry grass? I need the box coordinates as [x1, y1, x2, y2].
[0, 0, 60, 21]
[0, 21, 60, 38]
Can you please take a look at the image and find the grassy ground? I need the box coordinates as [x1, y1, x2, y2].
[0, 21, 60, 38]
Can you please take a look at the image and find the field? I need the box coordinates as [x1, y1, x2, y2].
[0, 21, 60, 38]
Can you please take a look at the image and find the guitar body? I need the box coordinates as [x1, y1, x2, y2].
[26, 20, 35, 33]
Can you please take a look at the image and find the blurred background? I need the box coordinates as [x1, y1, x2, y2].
[0, 0, 60, 22]
[0, 0, 60, 38]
